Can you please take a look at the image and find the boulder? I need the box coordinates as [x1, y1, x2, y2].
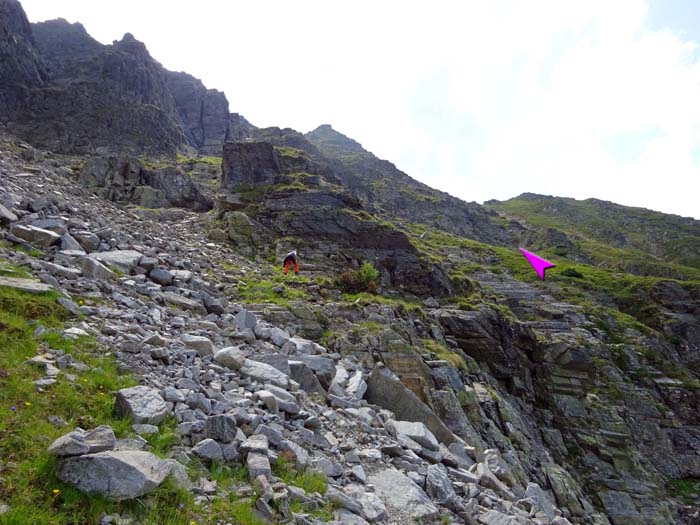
[387, 420, 439, 451]
[181, 334, 215, 357]
[115, 386, 168, 424]
[236, 308, 257, 330]
[10, 224, 60, 247]
[425, 464, 456, 503]
[57, 451, 181, 500]
[48, 426, 116, 457]
[213, 346, 246, 370]
[368, 468, 438, 520]
[240, 359, 290, 389]
[90, 250, 143, 272]
[82, 257, 116, 280]
[206, 414, 238, 443]
[366, 363, 459, 446]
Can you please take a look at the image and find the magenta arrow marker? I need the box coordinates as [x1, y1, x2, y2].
[519, 248, 555, 280]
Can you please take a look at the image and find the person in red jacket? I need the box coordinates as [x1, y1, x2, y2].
[283, 249, 299, 276]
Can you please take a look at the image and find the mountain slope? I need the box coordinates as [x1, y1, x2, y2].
[488, 193, 700, 271]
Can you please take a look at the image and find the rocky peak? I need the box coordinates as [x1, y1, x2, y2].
[31, 18, 103, 79]
[305, 123, 365, 156]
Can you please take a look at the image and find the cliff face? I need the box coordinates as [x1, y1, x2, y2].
[0, 0, 247, 155]
[0, 0, 45, 121]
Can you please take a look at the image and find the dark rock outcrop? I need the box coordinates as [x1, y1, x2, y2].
[80, 157, 212, 211]
[0, 0, 46, 121]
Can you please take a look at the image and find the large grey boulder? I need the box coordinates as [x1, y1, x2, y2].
[162, 292, 207, 314]
[368, 468, 438, 520]
[387, 420, 439, 451]
[291, 354, 334, 388]
[425, 464, 456, 503]
[81, 257, 116, 280]
[48, 426, 116, 457]
[240, 359, 290, 389]
[0, 203, 17, 223]
[236, 308, 257, 330]
[524, 482, 555, 522]
[366, 363, 460, 446]
[213, 346, 246, 370]
[115, 386, 168, 424]
[57, 450, 181, 500]
[206, 414, 238, 443]
[90, 250, 143, 272]
[10, 224, 60, 247]
[73, 230, 100, 252]
[181, 334, 215, 357]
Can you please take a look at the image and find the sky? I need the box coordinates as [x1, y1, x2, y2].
[20, 0, 700, 219]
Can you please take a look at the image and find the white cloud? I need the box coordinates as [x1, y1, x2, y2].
[19, 0, 700, 218]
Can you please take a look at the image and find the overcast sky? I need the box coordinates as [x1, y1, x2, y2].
[20, 0, 700, 219]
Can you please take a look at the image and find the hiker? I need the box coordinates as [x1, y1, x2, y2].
[283, 249, 299, 275]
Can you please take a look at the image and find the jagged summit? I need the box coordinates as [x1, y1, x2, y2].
[305, 124, 365, 155]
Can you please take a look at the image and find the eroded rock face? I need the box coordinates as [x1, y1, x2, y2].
[221, 142, 282, 190]
[79, 157, 212, 211]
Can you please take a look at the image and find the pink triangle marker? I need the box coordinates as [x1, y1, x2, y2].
[519, 248, 555, 280]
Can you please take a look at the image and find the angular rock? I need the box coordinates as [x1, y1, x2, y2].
[425, 464, 456, 503]
[115, 386, 168, 425]
[236, 308, 257, 330]
[48, 425, 116, 457]
[181, 334, 215, 357]
[206, 414, 238, 443]
[240, 359, 290, 389]
[192, 438, 224, 462]
[81, 257, 116, 280]
[213, 347, 246, 370]
[57, 451, 179, 500]
[387, 420, 439, 451]
[368, 468, 438, 520]
[91, 250, 143, 272]
[247, 452, 271, 480]
[10, 224, 60, 247]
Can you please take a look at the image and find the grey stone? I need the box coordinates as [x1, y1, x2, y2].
[213, 346, 245, 370]
[0, 203, 17, 223]
[387, 420, 439, 451]
[115, 386, 168, 425]
[48, 425, 116, 457]
[149, 268, 173, 286]
[10, 224, 60, 247]
[368, 468, 438, 520]
[57, 451, 179, 500]
[425, 464, 456, 503]
[73, 230, 101, 252]
[60, 234, 85, 253]
[247, 452, 271, 480]
[82, 257, 117, 280]
[181, 334, 215, 357]
[91, 250, 143, 272]
[236, 308, 257, 330]
[366, 363, 459, 446]
[192, 438, 224, 462]
[524, 482, 555, 522]
[240, 359, 290, 388]
[206, 414, 238, 443]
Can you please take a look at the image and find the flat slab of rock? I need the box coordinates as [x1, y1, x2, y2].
[115, 386, 168, 424]
[368, 467, 438, 520]
[90, 250, 143, 272]
[48, 426, 116, 457]
[240, 359, 290, 389]
[0, 276, 53, 294]
[57, 450, 178, 500]
[387, 420, 439, 451]
[10, 224, 60, 247]
[162, 292, 206, 314]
